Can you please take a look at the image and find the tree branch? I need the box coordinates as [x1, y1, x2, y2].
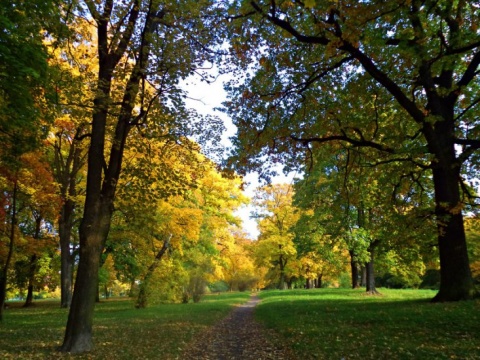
[290, 134, 395, 153]
[250, 1, 329, 45]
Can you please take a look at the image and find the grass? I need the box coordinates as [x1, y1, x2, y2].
[0, 292, 251, 359]
[255, 288, 480, 360]
[2, 289, 479, 359]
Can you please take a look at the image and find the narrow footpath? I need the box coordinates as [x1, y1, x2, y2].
[181, 294, 296, 360]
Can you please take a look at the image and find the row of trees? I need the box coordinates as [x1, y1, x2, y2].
[223, 0, 480, 303]
[0, 0, 248, 353]
[252, 178, 480, 294]
[1, 0, 479, 355]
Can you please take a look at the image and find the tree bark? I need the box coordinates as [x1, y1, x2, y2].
[349, 250, 360, 289]
[365, 241, 379, 295]
[23, 254, 38, 307]
[24, 215, 42, 308]
[317, 274, 322, 288]
[360, 266, 366, 287]
[278, 255, 286, 290]
[431, 165, 475, 301]
[423, 107, 476, 301]
[60, 203, 112, 353]
[59, 197, 75, 308]
[0, 179, 17, 321]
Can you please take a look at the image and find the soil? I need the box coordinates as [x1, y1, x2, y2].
[180, 294, 297, 360]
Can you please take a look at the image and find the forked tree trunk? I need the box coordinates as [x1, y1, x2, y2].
[60, 2, 161, 352]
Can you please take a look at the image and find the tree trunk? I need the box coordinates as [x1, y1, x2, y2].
[365, 241, 379, 295]
[136, 235, 170, 309]
[431, 166, 475, 301]
[317, 274, 322, 288]
[59, 198, 75, 308]
[349, 250, 360, 289]
[23, 254, 38, 307]
[422, 113, 476, 301]
[0, 180, 17, 321]
[129, 278, 136, 297]
[24, 216, 41, 308]
[60, 205, 112, 353]
[60, 3, 163, 352]
[360, 266, 366, 287]
[305, 278, 311, 289]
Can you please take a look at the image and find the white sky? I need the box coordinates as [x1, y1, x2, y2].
[180, 71, 294, 239]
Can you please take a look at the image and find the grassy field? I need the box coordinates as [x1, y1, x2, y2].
[256, 288, 480, 360]
[0, 292, 250, 359]
[1, 289, 479, 359]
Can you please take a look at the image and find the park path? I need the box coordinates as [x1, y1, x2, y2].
[180, 294, 297, 360]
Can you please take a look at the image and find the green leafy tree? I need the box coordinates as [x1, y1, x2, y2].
[253, 183, 299, 289]
[223, 0, 479, 301]
[59, 0, 224, 352]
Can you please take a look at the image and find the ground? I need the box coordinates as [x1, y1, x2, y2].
[181, 294, 296, 360]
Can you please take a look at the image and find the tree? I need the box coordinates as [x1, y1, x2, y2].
[253, 184, 299, 289]
[60, 0, 223, 352]
[46, 19, 94, 308]
[223, 0, 479, 301]
[0, 151, 60, 317]
[15, 152, 60, 307]
[218, 230, 257, 291]
[0, 0, 60, 154]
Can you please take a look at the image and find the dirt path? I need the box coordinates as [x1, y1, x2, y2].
[181, 294, 296, 360]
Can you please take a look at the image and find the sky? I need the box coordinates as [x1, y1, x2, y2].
[180, 71, 294, 239]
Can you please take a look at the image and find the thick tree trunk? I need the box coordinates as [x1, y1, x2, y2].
[423, 114, 476, 301]
[317, 274, 322, 288]
[305, 278, 311, 289]
[60, 206, 112, 353]
[365, 241, 379, 295]
[349, 250, 360, 289]
[431, 166, 475, 301]
[365, 260, 377, 294]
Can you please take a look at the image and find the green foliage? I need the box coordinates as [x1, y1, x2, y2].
[0, 0, 61, 158]
[256, 289, 480, 359]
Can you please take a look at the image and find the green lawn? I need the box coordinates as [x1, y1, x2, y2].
[0, 292, 250, 359]
[256, 288, 480, 360]
[2, 289, 479, 359]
